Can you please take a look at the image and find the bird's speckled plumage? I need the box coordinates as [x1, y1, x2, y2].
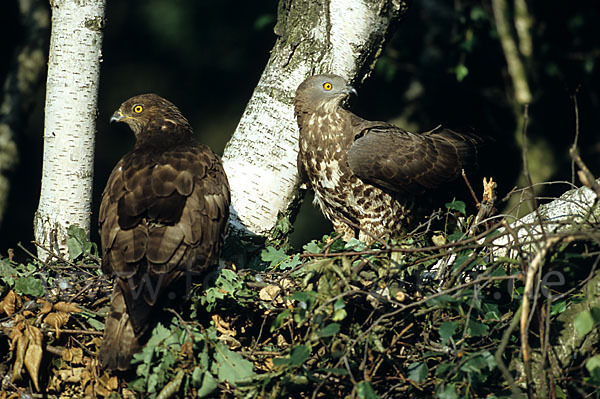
[99, 94, 230, 370]
[294, 74, 480, 242]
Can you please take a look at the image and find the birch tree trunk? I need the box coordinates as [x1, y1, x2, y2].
[222, 0, 408, 239]
[33, 0, 105, 260]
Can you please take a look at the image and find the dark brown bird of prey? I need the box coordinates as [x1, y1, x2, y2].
[98, 94, 230, 370]
[294, 74, 480, 243]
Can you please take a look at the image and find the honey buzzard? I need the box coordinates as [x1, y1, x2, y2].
[98, 94, 230, 370]
[294, 74, 480, 243]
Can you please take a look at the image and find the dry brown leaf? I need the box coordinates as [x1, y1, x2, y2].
[394, 290, 406, 302]
[0, 290, 17, 316]
[259, 285, 282, 302]
[44, 311, 70, 338]
[181, 341, 194, 360]
[9, 319, 24, 348]
[57, 367, 85, 383]
[24, 324, 43, 391]
[53, 301, 81, 313]
[94, 373, 118, 397]
[11, 331, 28, 382]
[62, 347, 84, 364]
[38, 298, 53, 314]
[212, 314, 236, 337]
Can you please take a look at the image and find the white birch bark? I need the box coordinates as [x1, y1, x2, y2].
[490, 180, 600, 258]
[33, 0, 105, 260]
[222, 0, 408, 239]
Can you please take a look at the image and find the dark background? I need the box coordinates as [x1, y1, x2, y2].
[0, 0, 598, 257]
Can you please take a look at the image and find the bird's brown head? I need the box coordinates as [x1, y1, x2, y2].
[110, 93, 191, 137]
[294, 74, 356, 114]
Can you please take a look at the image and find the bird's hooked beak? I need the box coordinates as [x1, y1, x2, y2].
[345, 85, 358, 97]
[110, 109, 125, 123]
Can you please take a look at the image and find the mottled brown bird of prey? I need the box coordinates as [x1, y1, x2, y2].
[294, 74, 480, 243]
[98, 94, 230, 370]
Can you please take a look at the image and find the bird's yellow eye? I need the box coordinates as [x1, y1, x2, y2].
[323, 82, 333, 91]
[133, 105, 143, 114]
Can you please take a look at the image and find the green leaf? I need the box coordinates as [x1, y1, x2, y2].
[66, 237, 84, 261]
[435, 362, 453, 377]
[66, 224, 97, 260]
[303, 241, 321, 254]
[315, 367, 348, 375]
[317, 323, 340, 337]
[447, 232, 466, 242]
[271, 308, 290, 332]
[289, 345, 310, 367]
[197, 371, 218, 398]
[334, 298, 345, 310]
[585, 354, 600, 382]
[213, 344, 254, 384]
[0, 259, 18, 276]
[191, 366, 203, 386]
[550, 300, 567, 316]
[291, 291, 317, 305]
[332, 308, 347, 322]
[261, 246, 287, 267]
[273, 345, 311, 368]
[439, 321, 459, 345]
[86, 317, 105, 331]
[407, 362, 428, 383]
[14, 276, 45, 297]
[461, 355, 488, 373]
[356, 381, 381, 399]
[445, 200, 466, 215]
[466, 319, 489, 337]
[280, 253, 301, 270]
[574, 309, 596, 337]
[438, 383, 459, 399]
[345, 238, 367, 252]
[482, 302, 501, 321]
[426, 294, 456, 307]
[454, 64, 469, 82]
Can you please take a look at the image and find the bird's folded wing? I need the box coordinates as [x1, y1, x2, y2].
[347, 125, 480, 194]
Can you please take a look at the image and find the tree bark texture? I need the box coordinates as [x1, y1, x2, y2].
[492, 180, 600, 258]
[0, 0, 49, 228]
[33, 0, 105, 260]
[221, 0, 408, 239]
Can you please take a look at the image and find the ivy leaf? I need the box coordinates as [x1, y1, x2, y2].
[407, 362, 428, 383]
[357, 381, 381, 399]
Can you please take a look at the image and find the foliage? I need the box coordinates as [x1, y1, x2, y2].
[2, 203, 600, 398]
